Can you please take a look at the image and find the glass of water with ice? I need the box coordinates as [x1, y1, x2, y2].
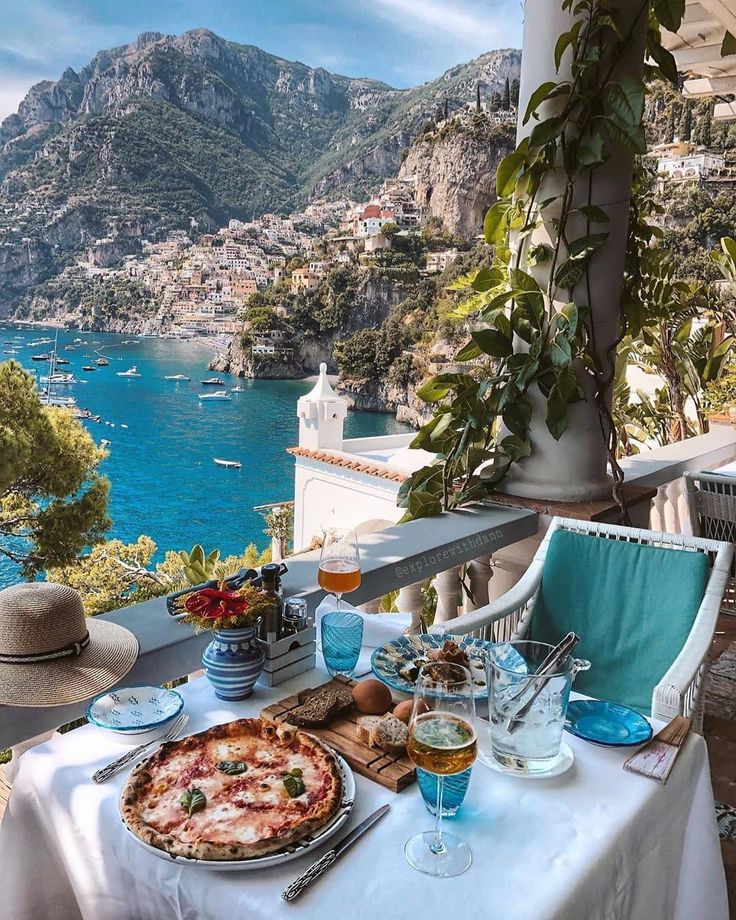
[485, 641, 590, 775]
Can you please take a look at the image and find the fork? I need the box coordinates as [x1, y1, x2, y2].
[92, 713, 189, 784]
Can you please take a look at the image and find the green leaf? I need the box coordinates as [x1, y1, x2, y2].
[499, 434, 532, 461]
[416, 379, 451, 403]
[549, 332, 572, 366]
[558, 301, 579, 341]
[567, 232, 608, 258]
[190, 544, 205, 566]
[579, 205, 609, 223]
[576, 133, 605, 168]
[483, 201, 510, 244]
[605, 77, 647, 153]
[523, 81, 558, 124]
[496, 149, 526, 197]
[407, 490, 443, 520]
[653, 0, 685, 32]
[723, 31, 736, 56]
[554, 256, 587, 289]
[454, 339, 482, 362]
[502, 397, 532, 438]
[180, 787, 207, 818]
[554, 21, 582, 70]
[545, 387, 569, 440]
[530, 116, 565, 148]
[648, 40, 679, 84]
[430, 412, 455, 441]
[216, 761, 247, 776]
[471, 328, 514, 358]
[470, 266, 504, 292]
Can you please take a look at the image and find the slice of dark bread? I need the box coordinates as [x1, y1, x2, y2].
[286, 686, 353, 727]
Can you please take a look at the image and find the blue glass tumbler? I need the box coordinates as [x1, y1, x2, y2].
[416, 767, 472, 817]
[321, 612, 363, 678]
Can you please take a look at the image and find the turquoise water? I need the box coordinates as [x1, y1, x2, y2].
[0, 327, 409, 586]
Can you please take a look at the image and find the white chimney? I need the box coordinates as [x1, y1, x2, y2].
[297, 363, 348, 450]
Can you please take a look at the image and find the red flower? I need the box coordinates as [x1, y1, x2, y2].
[185, 587, 249, 620]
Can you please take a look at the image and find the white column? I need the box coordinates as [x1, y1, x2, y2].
[500, 0, 648, 502]
[396, 582, 425, 633]
[433, 565, 462, 624]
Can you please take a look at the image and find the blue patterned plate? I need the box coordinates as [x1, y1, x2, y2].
[370, 634, 493, 699]
[87, 685, 184, 735]
[564, 699, 653, 747]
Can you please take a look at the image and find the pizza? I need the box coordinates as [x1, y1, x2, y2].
[120, 718, 343, 860]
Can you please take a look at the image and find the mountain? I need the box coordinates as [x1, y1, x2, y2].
[0, 30, 520, 311]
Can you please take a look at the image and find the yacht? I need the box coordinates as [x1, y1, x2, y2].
[117, 366, 141, 378]
[40, 373, 76, 385]
[55, 358, 70, 365]
[45, 394, 77, 409]
[165, 374, 191, 381]
[201, 377, 225, 386]
[198, 390, 231, 401]
[31, 354, 51, 361]
[231, 386, 246, 392]
[82, 366, 96, 372]
[214, 458, 241, 468]
[95, 357, 109, 366]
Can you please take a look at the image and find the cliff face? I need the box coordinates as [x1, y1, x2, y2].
[399, 117, 515, 238]
[338, 378, 432, 428]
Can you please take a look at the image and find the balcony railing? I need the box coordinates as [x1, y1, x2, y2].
[1, 423, 734, 751]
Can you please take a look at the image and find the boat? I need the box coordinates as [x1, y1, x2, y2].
[198, 390, 231, 401]
[100, 439, 111, 447]
[45, 394, 77, 408]
[231, 386, 246, 392]
[55, 358, 70, 365]
[117, 366, 141, 378]
[214, 458, 242, 468]
[165, 374, 190, 381]
[201, 377, 225, 386]
[82, 366, 96, 372]
[40, 373, 76, 384]
[31, 354, 50, 361]
[95, 357, 109, 366]
[3, 348, 19, 354]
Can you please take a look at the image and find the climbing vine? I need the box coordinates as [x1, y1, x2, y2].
[399, 0, 691, 521]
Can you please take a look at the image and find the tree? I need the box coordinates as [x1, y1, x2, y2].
[444, 97, 449, 120]
[379, 221, 400, 238]
[0, 361, 110, 577]
[510, 78, 520, 108]
[502, 77, 511, 110]
[665, 106, 676, 143]
[476, 81, 482, 112]
[678, 102, 693, 141]
[700, 107, 713, 147]
[490, 91, 502, 111]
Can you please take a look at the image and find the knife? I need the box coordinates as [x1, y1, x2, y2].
[281, 804, 390, 902]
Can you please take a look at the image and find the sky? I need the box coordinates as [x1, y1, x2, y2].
[0, 0, 523, 121]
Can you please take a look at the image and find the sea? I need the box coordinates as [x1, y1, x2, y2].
[0, 327, 409, 587]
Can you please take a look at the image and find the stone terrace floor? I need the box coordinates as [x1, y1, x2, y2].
[0, 614, 734, 916]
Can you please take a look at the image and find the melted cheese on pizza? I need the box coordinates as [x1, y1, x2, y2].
[136, 728, 337, 847]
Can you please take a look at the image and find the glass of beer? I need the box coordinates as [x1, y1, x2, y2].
[405, 662, 477, 878]
[318, 527, 361, 610]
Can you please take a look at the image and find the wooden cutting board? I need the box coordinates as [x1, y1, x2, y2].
[260, 676, 416, 792]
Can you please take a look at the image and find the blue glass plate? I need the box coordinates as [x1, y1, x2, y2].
[370, 634, 493, 699]
[564, 700, 653, 747]
[87, 685, 184, 734]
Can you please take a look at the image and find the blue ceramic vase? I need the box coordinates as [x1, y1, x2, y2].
[202, 626, 265, 700]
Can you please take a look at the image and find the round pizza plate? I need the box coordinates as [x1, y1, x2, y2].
[121, 752, 356, 871]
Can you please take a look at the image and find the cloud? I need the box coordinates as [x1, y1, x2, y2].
[370, 0, 504, 50]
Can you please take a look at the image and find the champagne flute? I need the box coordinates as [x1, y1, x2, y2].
[405, 662, 477, 878]
[317, 527, 361, 610]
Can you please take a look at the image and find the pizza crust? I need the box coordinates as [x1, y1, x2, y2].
[120, 718, 343, 860]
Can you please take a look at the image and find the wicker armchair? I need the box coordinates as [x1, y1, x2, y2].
[684, 470, 736, 616]
[431, 516, 733, 730]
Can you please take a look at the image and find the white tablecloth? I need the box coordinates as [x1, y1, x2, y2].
[0, 667, 727, 920]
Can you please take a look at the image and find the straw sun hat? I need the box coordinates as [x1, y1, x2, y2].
[0, 582, 139, 707]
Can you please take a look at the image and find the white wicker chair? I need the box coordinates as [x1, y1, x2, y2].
[431, 516, 733, 730]
[684, 470, 736, 616]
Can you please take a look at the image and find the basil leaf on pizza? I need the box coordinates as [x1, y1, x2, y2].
[180, 787, 207, 817]
[215, 760, 248, 775]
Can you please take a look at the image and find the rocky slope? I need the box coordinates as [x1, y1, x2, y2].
[0, 31, 520, 312]
[400, 115, 515, 238]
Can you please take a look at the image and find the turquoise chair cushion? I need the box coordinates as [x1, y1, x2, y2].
[529, 529, 709, 714]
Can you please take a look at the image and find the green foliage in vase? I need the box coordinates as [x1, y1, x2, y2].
[396, 0, 695, 520]
[0, 361, 110, 576]
[178, 544, 221, 585]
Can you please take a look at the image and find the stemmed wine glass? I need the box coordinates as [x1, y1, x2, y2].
[317, 527, 361, 610]
[405, 662, 477, 877]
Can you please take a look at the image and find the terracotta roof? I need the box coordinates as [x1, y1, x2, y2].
[287, 447, 407, 483]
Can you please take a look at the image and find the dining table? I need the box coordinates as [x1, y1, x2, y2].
[0, 651, 728, 920]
